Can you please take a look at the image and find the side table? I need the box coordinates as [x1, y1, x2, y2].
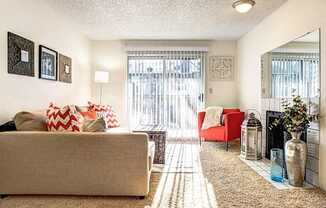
[133, 125, 167, 164]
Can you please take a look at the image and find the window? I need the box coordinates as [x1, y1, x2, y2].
[127, 51, 206, 132]
[271, 53, 319, 98]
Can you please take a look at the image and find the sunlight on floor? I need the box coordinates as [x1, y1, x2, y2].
[150, 143, 218, 208]
[167, 129, 199, 143]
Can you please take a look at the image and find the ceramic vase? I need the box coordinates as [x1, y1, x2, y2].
[285, 131, 307, 187]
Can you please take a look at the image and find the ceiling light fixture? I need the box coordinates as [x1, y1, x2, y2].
[232, 0, 256, 13]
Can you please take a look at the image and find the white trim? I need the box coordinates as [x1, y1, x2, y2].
[125, 47, 208, 52]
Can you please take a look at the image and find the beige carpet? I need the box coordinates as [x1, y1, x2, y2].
[200, 140, 326, 208]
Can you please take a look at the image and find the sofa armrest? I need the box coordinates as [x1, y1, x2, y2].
[224, 112, 245, 141]
[198, 111, 206, 132]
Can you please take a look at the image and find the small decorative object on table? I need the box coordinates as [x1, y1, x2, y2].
[240, 110, 262, 160]
[270, 148, 284, 182]
[271, 95, 314, 187]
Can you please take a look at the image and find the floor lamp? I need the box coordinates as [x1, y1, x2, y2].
[94, 71, 109, 104]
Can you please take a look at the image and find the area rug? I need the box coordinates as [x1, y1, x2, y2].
[153, 143, 200, 173]
[0, 173, 161, 208]
[200, 140, 326, 208]
[150, 143, 216, 208]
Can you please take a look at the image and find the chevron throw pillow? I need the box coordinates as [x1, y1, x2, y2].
[88, 101, 120, 128]
[46, 103, 84, 132]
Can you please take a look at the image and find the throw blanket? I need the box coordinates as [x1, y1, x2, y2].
[201, 106, 224, 130]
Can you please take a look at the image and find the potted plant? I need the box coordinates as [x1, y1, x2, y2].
[271, 95, 313, 187]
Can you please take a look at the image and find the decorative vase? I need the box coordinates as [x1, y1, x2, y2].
[285, 131, 307, 187]
[270, 148, 284, 182]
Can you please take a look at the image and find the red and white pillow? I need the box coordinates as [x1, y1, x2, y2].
[46, 103, 84, 132]
[88, 101, 120, 128]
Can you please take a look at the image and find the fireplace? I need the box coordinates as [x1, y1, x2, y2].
[262, 98, 319, 186]
[265, 111, 307, 159]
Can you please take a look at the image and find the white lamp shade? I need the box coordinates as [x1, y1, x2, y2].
[95, 71, 109, 83]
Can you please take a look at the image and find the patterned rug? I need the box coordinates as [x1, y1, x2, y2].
[200, 140, 326, 208]
[153, 143, 200, 173]
[150, 143, 217, 208]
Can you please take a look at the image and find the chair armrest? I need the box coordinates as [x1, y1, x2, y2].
[198, 111, 206, 131]
[224, 112, 245, 141]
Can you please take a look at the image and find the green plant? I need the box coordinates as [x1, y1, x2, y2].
[271, 95, 311, 132]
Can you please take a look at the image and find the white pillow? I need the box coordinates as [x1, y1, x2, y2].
[201, 106, 224, 130]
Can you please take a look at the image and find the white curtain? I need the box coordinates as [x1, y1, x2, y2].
[127, 50, 206, 139]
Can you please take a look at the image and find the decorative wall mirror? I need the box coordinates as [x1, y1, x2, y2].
[261, 29, 320, 100]
[261, 29, 320, 125]
[260, 29, 321, 186]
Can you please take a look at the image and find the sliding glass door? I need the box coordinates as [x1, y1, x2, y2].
[127, 51, 205, 140]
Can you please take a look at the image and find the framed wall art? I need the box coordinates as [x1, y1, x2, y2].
[209, 56, 234, 81]
[59, 53, 72, 83]
[7, 32, 35, 76]
[39, 45, 58, 81]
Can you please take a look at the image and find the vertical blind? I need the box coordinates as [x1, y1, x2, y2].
[271, 53, 319, 98]
[127, 50, 206, 132]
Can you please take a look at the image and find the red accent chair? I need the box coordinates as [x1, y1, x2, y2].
[198, 108, 245, 151]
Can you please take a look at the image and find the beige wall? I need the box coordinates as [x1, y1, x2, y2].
[91, 40, 238, 126]
[0, 0, 92, 123]
[237, 0, 326, 190]
[91, 41, 127, 125]
[206, 41, 238, 107]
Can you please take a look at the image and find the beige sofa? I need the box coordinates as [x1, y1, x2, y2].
[0, 131, 155, 197]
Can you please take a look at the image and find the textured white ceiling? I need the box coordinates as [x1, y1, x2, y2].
[45, 0, 287, 40]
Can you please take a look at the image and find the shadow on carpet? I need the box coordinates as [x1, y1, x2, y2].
[0, 173, 161, 208]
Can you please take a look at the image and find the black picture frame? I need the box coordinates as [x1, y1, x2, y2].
[39, 45, 58, 81]
[7, 32, 35, 77]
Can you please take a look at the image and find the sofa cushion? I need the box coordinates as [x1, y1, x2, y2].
[80, 110, 97, 120]
[75, 105, 88, 112]
[83, 118, 106, 132]
[14, 111, 47, 131]
[223, 108, 241, 114]
[201, 106, 223, 130]
[46, 103, 83, 132]
[0, 121, 17, 132]
[200, 125, 225, 141]
[88, 102, 120, 128]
